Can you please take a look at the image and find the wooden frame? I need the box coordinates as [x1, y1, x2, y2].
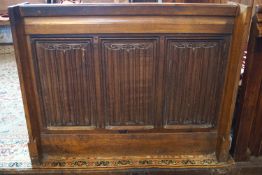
[232, 5, 262, 161]
[8, 3, 251, 171]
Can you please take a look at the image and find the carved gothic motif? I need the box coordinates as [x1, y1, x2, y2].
[40, 156, 227, 168]
[173, 42, 217, 48]
[42, 43, 87, 51]
[104, 43, 153, 52]
[101, 39, 158, 128]
[34, 40, 97, 127]
[163, 38, 229, 128]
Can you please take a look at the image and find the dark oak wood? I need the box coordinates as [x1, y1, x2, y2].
[18, 3, 238, 16]
[216, 3, 252, 162]
[232, 5, 262, 161]
[163, 36, 230, 129]
[8, 2, 251, 171]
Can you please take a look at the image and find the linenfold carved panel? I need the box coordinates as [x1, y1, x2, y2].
[31, 36, 229, 130]
[163, 38, 229, 128]
[33, 39, 97, 127]
[101, 38, 158, 128]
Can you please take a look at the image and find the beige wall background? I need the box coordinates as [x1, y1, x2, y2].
[0, 0, 46, 14]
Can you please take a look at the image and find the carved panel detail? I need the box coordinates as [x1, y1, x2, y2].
[104, 43, 154, 51]
[40, 154, 223, 169]
[163, 38, 229, 128]
[101, 38, 158, 128]
[173, 42, 217, 48]
[33, 40, 97, 127]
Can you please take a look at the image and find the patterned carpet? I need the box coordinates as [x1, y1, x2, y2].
[0, 46, 31, 169]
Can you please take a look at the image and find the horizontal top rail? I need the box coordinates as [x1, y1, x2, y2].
[9, 3, 239, 17]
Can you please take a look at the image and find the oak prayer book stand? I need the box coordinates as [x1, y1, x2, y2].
[9, 2, 250, 173]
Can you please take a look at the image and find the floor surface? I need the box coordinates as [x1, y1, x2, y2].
[0, 46, 31, 168]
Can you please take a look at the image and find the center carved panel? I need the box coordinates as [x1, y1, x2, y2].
[100, 38, 159, 129]
[163, 38, 229, 129]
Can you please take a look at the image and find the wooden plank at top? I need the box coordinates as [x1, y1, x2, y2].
[24, 16, 235, 34]
[15, 3, 239, 17]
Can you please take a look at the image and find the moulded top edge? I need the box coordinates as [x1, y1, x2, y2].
[9, 3, 239, 17]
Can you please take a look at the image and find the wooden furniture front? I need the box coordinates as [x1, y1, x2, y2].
[9, 3, 249, 171]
